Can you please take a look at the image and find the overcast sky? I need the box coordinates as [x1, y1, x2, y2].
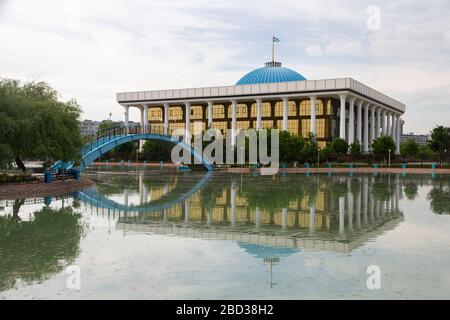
[1, 0, 449, 133]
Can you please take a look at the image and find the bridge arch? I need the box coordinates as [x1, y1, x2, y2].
[79, 133, 214, 171]
[75, 171, 213, 212]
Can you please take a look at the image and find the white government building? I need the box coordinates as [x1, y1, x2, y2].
[116, 59, 405, 154]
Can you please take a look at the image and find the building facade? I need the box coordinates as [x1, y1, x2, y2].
[400, 133, 430, 145]
[116, 61, 406, 153]
[79, 119, 100, 136]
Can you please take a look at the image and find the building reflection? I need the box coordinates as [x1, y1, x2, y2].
[92, 173, 404, 253]
[81, 172, 404, 287]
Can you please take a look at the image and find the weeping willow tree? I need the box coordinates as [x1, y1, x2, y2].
[0, 206, 84, 291]
[0, 79, 83, 171]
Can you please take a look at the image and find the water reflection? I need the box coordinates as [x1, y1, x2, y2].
[0, 204, 84, 291]
[2, 170, 450, 296]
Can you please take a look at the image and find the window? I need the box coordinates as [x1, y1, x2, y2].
[190, 121, 205, 135]
[169, 106, 183, 120]
[300, 99, 324, 116]
[316, 119, 327, 139]
[149, 107, 162, 121]
[301, 119, 311, 137]
[212, 121, 228, 135]
[261, 120, 274, 129]
[274, 101, 296, 117]
[212, 105, 225, 119]
[191, 106, 203, 120]
[227, 104, 248, 118]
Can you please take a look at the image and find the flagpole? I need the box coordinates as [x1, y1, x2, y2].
[272, 35, 274, 63]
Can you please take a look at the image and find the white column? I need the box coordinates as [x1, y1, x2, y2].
[163, 103, 169, 135]
[348, 97, 355, 144]
[207, 101, 213, 129]
[391, 113, 396, 137]
[309, 206, 315, 235]
[363, 102, 369, 152]
[376, 107, 381, 138]
[339, 196, 345, 237]
[184, 101, 191, 144]
[282, 97, 289, 131]
[391, 113, 397, 143]
[381, 110, 386, 135]
[256, 98, 262, 130]
[370, 105, 376, 144]
[230, 99, 237, 146]
[310, 95, 316, 135]
[347, 190, 353, 233]
[396, 115, 401, 154]
[356, 100, 363, 143]
[124, 105, 129, 134]
[386, 112, 391, 137]
[231, 182, 236, 226]
[184, 199, 190, 224]
[140, 107, 144, 133]
[282, 208, 287, 231]
[143, 104, 149, 133]
[339, 94, 347, 140]
[255, 207, 261, 229]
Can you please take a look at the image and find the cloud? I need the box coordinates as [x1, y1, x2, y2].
[0, 0, 449, 133]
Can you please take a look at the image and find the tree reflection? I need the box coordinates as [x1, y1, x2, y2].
[428, 185, 450, 215]
[404, 183, 418, 200]
[0, 206, 84, 291]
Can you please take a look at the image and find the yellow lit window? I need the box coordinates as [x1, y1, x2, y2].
[316, 119, 327, 138]
[169, 106, 183, 120]
[149, 107, 162, 121]
[301, 119, 311, 137]
[212, 121, 228, 135]
[190, 121, 205, 135]
[261, 120, 274, 129]
[227, 104, 248, 118]
[212, 105, 225, 119]
[191, 106, 203, 120]
[236, 121, 250, 130]
[274, 101, 296, 117]
[261, 102, 272, 117]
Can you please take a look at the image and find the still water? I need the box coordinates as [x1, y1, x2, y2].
[1, 168, 450, 299]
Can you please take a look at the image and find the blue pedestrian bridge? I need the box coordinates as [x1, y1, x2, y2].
[52, 126, 215, 172]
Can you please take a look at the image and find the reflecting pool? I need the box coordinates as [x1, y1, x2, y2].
[1, 168, 450, 299]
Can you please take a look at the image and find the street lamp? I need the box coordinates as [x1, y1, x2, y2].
[388, 149, 391, 167]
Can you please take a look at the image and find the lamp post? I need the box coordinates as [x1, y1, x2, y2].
[388, 149, 391, 167]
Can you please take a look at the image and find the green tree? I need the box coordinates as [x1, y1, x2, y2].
[0, 79, 82, 171]
[0, 144, 13, 170]
[299, 133, 318, 163]
[349, 141, 362, 160]
[429, 126, 450, 165]
[371, 135, 396, 161]
[320, 145, 333, 163]
[330, 138, 348, 155]
[142, 140, 173, 162]
[0, 206, 83, 291]
[400, 139, 419, 161]
[279, 131, 304, 163]
[417, 144, 434, 166]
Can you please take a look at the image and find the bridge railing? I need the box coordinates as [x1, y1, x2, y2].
[81, 124, 183, 154]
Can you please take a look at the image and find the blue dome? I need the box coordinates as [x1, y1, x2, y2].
[236, 61, 306, 85]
